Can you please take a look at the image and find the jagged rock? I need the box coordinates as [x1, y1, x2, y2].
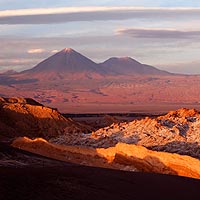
[51, 108, 200, 159]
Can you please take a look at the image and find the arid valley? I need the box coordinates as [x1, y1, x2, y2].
[1, 1, 200, 199]
[1, 49, 200, 200]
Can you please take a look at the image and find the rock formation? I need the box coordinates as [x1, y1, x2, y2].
[0, 97, 91, 140]
[51, 108, 200, 159]
[12, 137, 200, 179]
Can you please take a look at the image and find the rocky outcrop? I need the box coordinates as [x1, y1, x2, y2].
[0, 97, 92, 140]
[51, 108, 200, 159]
[12, 137, 200, 179]
[12, 137, 129, 171]
[97, 143, 200, 179]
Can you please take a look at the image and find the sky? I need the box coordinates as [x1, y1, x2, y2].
[0, 0, 200, 74]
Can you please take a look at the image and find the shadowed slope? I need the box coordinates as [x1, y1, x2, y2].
[1, 164, 200, 200]
[1, 138, 200, 199]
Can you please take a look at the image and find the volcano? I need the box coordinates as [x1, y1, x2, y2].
[20, 49, 170, 79]
[21, 48, 105, 80]
[101, 57, 170, 75]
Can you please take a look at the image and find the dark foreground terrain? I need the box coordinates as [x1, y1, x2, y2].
[1, 143, 200, 200]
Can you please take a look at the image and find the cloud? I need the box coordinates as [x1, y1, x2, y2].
[0, 7, 200, 24]
[27, 48, 45, 54]
[116, 28, 200, 39]
[51, 49, 59, 53]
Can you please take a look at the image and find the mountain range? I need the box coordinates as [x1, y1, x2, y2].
[0, 48, 200, 113]
[20, 48, 170, 79]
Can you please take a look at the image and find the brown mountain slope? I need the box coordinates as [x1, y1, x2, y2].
[12, 137, 200, 179]
[0, 97, 91, 140]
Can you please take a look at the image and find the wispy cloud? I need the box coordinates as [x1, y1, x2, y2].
[116, 28, 200, 39]
[27, 48, 45, 54]
[51, 49, 59, 53]
[1, 7, 200, 24]
[2, 7, 199, 17]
